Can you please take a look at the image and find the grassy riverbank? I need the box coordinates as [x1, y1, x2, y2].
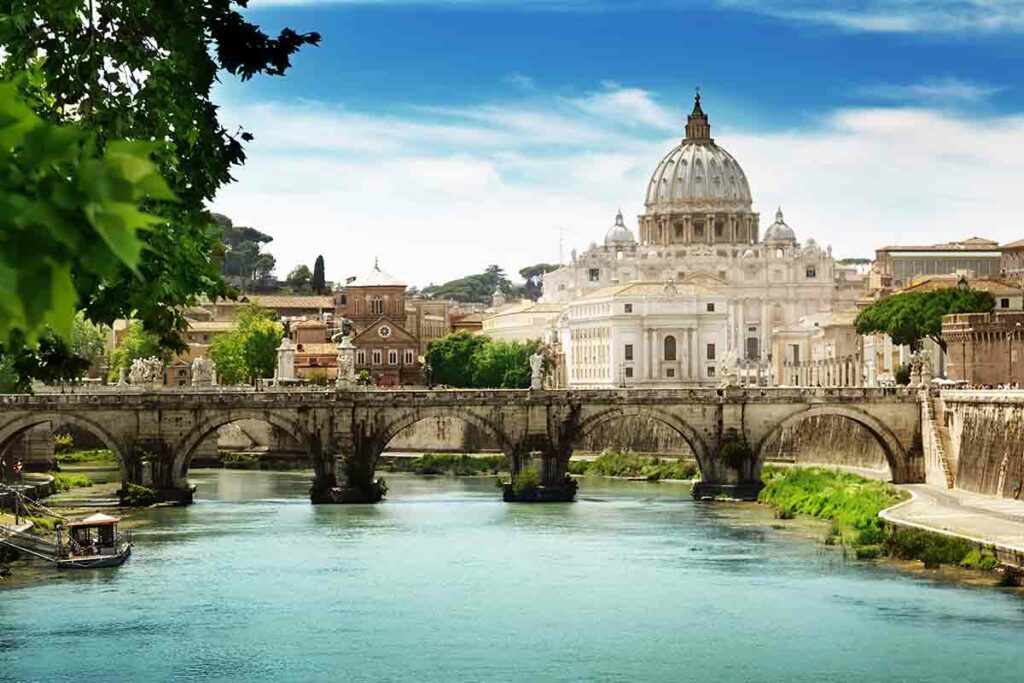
[568, 450, 699, 481]
[56, 449, 115, 465]
[387, 454, 507, 476]
[759, 467, 1003, 572]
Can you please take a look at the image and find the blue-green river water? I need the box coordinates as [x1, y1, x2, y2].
[2, 470, 1023, 682]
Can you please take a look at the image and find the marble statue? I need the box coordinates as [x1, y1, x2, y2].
[128, 357, 163, 386]
[191, 356, 216, 386]
[529, 351, 546, 390]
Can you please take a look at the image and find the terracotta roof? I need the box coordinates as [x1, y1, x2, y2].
[452, 313, 486, 324]
[295, 318, 327, 328]
[1002, 239, 1024, 250]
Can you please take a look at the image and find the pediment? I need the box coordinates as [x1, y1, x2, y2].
[351, 316, 417, 344]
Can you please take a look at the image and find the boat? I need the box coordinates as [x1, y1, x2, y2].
[56, 513, 133, 569]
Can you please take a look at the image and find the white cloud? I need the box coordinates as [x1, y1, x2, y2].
[719, 0, 1024, 34]
[213, 84, 1024, 287]
[859, 77, 1003, 103]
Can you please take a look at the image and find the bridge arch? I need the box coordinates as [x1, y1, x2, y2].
[0, 411, 130, 480]
[573, 406, 710, 472]
[755, 405, 907, 480]
[173, 410, 313, 480]
[376, 407, 515, 462]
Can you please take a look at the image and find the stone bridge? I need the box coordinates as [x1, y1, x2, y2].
[0, 387, 924, 504]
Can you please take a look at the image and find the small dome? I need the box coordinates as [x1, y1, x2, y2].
[604, 210, 636, 246]
[764, 207, 796, 244]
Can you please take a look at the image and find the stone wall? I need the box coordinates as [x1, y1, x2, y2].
[386, 416, 501, 453]
[575, 415, 695, 456]
[760, 414, 889, 475]
[944, 392, 1024, 498]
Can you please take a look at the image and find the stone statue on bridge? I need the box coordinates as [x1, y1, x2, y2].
[529, 351, 546, 390]
[190, 357, 216, 387]
[719, 348, 740, 388]
[128, 357, 164, 386]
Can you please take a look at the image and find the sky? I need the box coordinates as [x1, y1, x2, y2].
[212, 0, 1024, 287]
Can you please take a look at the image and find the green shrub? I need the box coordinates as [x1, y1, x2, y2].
[49, 472, 93, 492]
[882, 527, 975, 568]
[406, 454, 506, 476]
[895, 363, 911, 386]
[511, 467, 540, 499]
[55, 449, 116, 464]
[121, 484, 157, 507]
[718, 429, 751, 470]
[53, 433, 74, 454]
[573, 450, 699, 480]
[960, 548, 1000, 571]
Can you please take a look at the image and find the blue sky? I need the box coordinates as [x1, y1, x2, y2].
[213, 1, 1024, 286]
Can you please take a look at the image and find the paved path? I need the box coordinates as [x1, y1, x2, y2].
[882, 484, 1024, 567]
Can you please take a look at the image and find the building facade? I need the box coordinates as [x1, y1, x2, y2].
[944, 312, 1024, 386]
[871, 238, 1002, 292]
[537, 93, 862, 387]
[561, 283, 728, 387]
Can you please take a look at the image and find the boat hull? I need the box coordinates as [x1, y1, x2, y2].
[57, 545, 132, 569]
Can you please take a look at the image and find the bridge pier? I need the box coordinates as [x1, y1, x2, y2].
[502, 447, 577, 503]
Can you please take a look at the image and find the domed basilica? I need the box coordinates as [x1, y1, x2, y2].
[542, 94, 861, 387]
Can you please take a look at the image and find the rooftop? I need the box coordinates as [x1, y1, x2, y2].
[878, 237, 1000, 253]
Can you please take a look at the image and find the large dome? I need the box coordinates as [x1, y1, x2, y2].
[644, 95, 752, 212]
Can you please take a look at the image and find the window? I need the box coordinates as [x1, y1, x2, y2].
[339, 294, 348, 306]
[707, 367, 716, 377]
[371, 297, 384, 315]
[357, 351, 366, 365]
[664, 335, 677, 361]
[404, 349, 415, 364]
[805, 266, 817, 279]
[706, 303, 715, 312]
[624, 303, 633, 313]
[625, 367, 634, 378]
[624, 344, 634, 361]
[372, 350, 382, 366]
[388, 350, 398, 365]
[1001, 298, 1011, 308]
[588, 268, 600, 282]
[706, 343, 716, 361]
[666, 368, 675, 378]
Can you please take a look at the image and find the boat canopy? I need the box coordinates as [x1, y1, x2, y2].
[66, 513, 121, 528]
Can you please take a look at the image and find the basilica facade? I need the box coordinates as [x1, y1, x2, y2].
[544, 94, 862, 387]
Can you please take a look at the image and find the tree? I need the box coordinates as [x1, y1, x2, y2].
[838, 258, 872, 266]
[70, 314, 108, 376]
[109, 321, 167, 380]
[1, 2, 319, 353]
[215, 213, 276, 282]
[286, 265, 313, 293]
[208, 305, 283, 384]
[421, 265, 513, 304]
[312, 255, 326, 294]
[517, 263, 560, 301]
[855, 287, 994, 353]
[0, 79, 171, 347]
[425, 332, 542, 388]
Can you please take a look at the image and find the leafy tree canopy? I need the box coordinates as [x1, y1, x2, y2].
[855, 287, 994, 352]
[215, 213, 276, 282]
[208, 304, 283, 384]
[286, 264, 313, 293]
[838, 258, 872, 266]
[426, 332, 542, 388]
[312, 255, 326, 294]
[0, 1, 319, 352]
[517, 263, 560, 301]
[0, 79, 172, 346]
[422, 265, 512, 304]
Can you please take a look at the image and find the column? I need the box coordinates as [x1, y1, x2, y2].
[707, 214, 715, 244]
[688, 328, 696, 380]
[760, 299, 770, 361]
[648, 329, 657, 380]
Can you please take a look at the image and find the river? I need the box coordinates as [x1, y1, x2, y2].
[2, 470, 1023, 682]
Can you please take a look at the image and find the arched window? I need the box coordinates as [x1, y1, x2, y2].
[664, 335, 677, 361]
[371, 297, 384, 315]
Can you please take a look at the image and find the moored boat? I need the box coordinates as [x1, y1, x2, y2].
[56, 513, 132, 569]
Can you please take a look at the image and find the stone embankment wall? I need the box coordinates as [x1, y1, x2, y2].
[573, 415, 694, 456]
[760, 414, 889, 475]
[386, 417, 501, 453]
[942, 392, 1024, 498]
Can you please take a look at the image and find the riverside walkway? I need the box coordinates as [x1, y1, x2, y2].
[883, 484, 1024, 569]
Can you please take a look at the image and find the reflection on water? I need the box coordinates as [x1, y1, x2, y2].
[3, 470, 1024, 682]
